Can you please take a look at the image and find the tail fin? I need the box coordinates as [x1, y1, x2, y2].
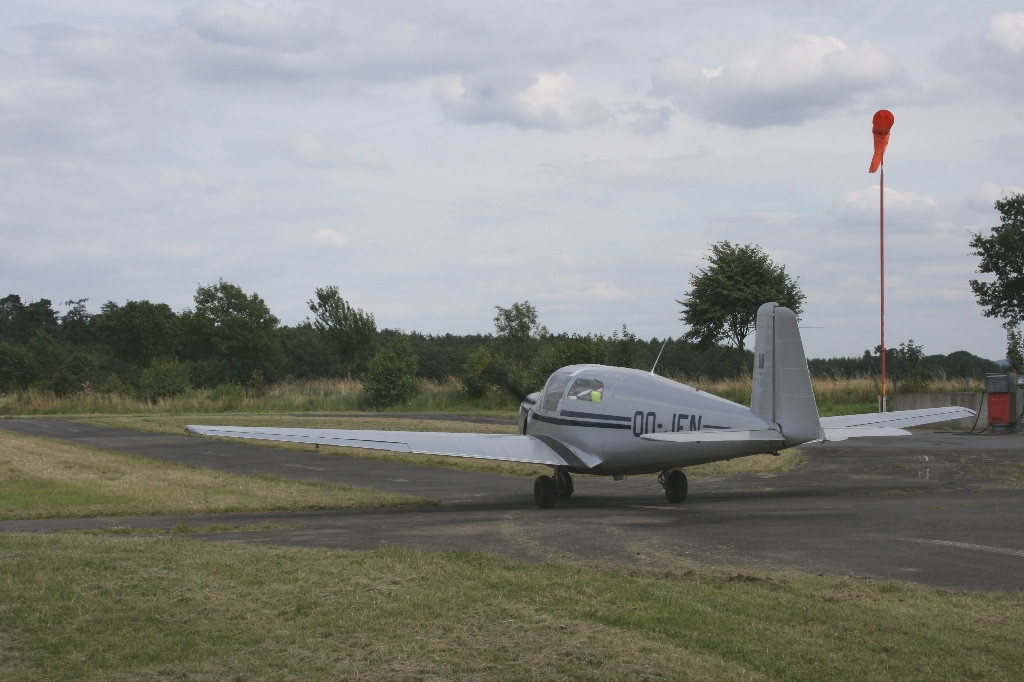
[750, 302, 820, 447]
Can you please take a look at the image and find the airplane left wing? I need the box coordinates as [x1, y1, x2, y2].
[184, 425, 598, 469]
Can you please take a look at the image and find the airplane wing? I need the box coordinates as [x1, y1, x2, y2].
[641, 429, 785, 446]
[184, 425, 598, 469]
[818, 406, 976, 441]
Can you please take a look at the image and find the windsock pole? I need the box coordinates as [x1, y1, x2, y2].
[868, 109, 893, 413]
[880, 161, 886, 413]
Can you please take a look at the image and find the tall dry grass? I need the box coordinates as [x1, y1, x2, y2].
[0, 373, 981, 417]
[0, 377, 519, 416]
[682, 374, 982, 408]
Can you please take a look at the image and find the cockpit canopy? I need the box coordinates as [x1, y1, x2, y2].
[539, 366, 606, 413]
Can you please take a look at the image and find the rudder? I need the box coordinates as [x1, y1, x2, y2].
[750, 302, 820, 447]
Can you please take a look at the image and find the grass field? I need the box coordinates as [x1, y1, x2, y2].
[0, 374, 978, 417]
[0, 533, 1021, 681]
[0, 429, 429, 520]
[69, 413, 807, 478]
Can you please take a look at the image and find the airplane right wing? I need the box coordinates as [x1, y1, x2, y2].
[818, 406, 976, 441]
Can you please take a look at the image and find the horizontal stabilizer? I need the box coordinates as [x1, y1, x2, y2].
[820, 427, 912, 441]
[819, 406, 975, 430]
[641, 429, 785, 446]
[184, 425, 597, 469]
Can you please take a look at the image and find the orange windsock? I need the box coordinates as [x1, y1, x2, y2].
[869, 109, 894, 173]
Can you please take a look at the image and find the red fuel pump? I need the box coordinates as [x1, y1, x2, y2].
[985, 373, 1020, 431]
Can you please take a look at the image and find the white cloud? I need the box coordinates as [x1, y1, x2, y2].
[986, 12, 1024, 54]
[965, 182, 1024, 212]
[312, 228, 349, 248]
[939, 12, 1024, 102]
[652, 34, 900, 127]
[829, 186, 944, 233]
[434, 72, 609, 130]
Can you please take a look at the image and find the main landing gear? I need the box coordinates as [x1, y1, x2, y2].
[659, 469, 688, 503]
[534, 470, 573, 509]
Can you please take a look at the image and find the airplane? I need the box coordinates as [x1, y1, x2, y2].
[186, 303, 975, 508]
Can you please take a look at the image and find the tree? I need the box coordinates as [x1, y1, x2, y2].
[362, 334, 420, 407]
[609, 324, 639, 369]
[95, 300, 180, 368]
[59, 299, 93, 346]
[0, 343, 36, 391]
[182, 280, 284, 383]
[970, 193, 1024, 372]
[307, 286, 376, 379]
[0, 295, 59, 345]
[529, 334, 608, 390]
[491, 301, 547, 397]
[678, 241, 805, 372]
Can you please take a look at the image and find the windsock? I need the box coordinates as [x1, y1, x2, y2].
[869, 109, 894, 173]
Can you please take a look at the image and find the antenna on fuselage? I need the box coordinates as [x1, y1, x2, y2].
[650, 338, 669, 375]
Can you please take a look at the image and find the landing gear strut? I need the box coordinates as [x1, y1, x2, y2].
[555, 470, 574, 499]
[534, 470, 574, 508]
[659, 469, 688, 503]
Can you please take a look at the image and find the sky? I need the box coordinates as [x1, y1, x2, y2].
[2, 1, 1023, 361]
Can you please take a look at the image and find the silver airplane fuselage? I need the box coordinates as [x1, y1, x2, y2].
[519, 365, 774, 476]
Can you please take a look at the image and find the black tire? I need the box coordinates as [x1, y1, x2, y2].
[555, 471, 574, 499]
[664, 470, 688, 504]
[534, 475, 557, 509]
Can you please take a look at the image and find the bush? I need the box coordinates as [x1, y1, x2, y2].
[140, 361, 192, 402]
[363, 334, 420, 407]
[460, 347, 495, 398]
[209, 383, 245, 410]
[246, 370, 268, 398]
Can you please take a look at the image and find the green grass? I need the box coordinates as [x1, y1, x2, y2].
[0, 429, 431, 520]
[0, 534, 1021, 681]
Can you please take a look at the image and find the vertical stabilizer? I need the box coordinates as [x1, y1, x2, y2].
[750, 303, 820, 447]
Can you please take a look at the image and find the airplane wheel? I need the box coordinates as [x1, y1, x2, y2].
[663, 470, 688, 504]
[534, 475, 557, 509]
[555, 471, 574, 499]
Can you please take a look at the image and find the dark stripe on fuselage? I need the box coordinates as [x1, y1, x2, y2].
[559, 410, 632, 422]
[532, 413, 632, 430]
[532, 435, 591, 469]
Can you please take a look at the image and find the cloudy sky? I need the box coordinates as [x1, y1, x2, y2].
[3, 1, 1023, 360]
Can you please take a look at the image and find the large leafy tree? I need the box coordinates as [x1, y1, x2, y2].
[307, 286, 376, 379]
[970, 193, 1024, 372]
[678, 241, 805, 371]
[95, 300, 180, 368]
[0, 295, 59, 345]
[492, 301, 548, 398]
[182, 280, 284, 383]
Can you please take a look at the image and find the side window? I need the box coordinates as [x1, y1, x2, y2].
[540, 371, 574, 413]
[567, 378, 604, 403]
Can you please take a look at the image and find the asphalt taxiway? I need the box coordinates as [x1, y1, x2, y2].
[2, 418, 1022, 591]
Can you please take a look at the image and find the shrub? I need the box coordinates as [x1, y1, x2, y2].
[140, 361, 192, 402]
[209, 382, 245, 410]
[460, 347, 495, 398]
[246, 370, 268, 398]
[363, 334, 420, 408]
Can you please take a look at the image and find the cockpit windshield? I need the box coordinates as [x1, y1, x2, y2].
[540, 370, 574, 413]
[567, 377, 604, 403]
